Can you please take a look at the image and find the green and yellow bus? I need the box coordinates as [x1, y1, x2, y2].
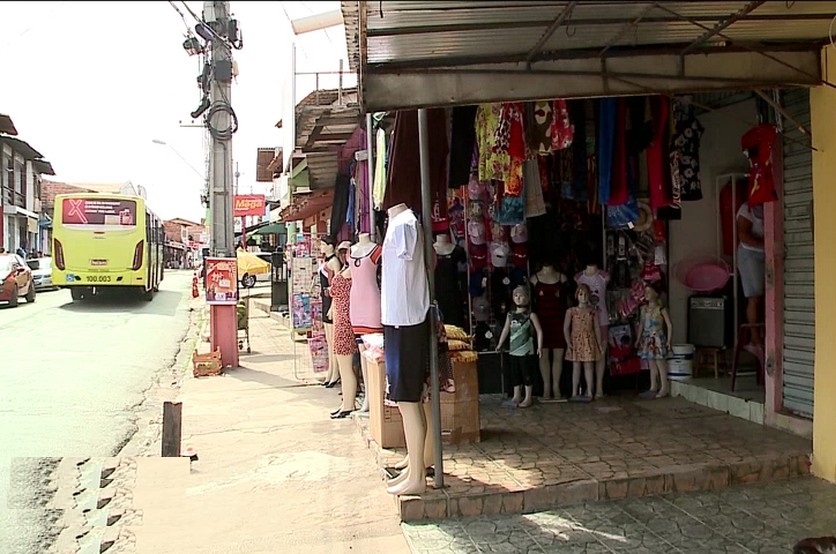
[52, 193, 164, 301]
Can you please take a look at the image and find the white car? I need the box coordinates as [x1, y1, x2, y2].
[26, 257, 57, 291]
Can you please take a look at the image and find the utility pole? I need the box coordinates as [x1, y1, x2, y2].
[204, 0, 239, 369]
[206, 0, 235, 258]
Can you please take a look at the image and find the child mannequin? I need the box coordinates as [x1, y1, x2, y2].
[635, 283, 673, 399]
[496, 286, 543, 408]
[564, 284, 604, 401]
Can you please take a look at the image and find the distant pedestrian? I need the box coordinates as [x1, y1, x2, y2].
[16, 246, 26, 259]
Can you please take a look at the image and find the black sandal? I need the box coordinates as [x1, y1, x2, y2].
[330, 410, 353, 419]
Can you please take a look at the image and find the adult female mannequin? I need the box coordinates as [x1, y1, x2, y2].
[349, 232, 383, 413]
[575, 263, 610, 399]
[433, 234, 466, 328]
[530, 262, 568, 400]
[329, 264, 358, 418]
[381, 203, 431, 496]
[319, 239, 344, 387]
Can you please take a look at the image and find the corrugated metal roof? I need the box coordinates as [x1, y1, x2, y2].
[342, 1, 834, 110]
[0, 114, 17, 136]
[345, 1, 836, 69]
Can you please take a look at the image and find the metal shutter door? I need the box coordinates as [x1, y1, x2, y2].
[781, 88, 815, 419]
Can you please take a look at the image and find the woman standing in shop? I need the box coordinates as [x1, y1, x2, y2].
[736, 202, 765, 366]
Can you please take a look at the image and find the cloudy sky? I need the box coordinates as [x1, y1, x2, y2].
[1, 1, 351, 222]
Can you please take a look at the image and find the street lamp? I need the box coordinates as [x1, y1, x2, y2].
[151, 139, 205, 181]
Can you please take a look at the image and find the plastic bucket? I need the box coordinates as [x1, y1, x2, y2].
[668, 358, 693, 381]
[671, 344, 695, 359]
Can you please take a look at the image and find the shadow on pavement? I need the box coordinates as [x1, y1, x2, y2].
[57, 290, 182, 316]
[225, 365, 303, 389]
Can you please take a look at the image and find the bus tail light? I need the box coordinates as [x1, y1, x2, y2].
[54, 240, 66, 270]
[132, 240, 144, 270]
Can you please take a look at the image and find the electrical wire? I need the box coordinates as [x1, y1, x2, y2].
[179, 0, 232, 48]
[206, 95, 238, 141]
[167, 0, 192, 34]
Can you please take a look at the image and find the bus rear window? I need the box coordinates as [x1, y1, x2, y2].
[61, 198, 137, 226]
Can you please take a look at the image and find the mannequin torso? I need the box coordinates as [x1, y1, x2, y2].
[433, 234, 456, 257]
[575, 264, 610, 328]
[531, 265, 567, 285]
[351, 233, 378, 259]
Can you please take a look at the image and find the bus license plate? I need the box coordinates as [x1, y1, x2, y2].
[85, 275, 112, 283]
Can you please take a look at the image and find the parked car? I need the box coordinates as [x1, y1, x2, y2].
[0, 253, 36, 307]
[26, 256, 56, 291]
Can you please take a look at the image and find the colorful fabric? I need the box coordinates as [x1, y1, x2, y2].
[508, 311, 535, 356]
[330, 273, 358, 356]
[742, 124, 779, 206]
[639, 303, 668, 360]
[646, 96, 673, 215]
[566, 307, 601, 362]
[550, 99, 574, 151]
[476, 103, 511, 182]
[671, 96, 705, 202]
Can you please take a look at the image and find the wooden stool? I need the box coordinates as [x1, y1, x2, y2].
[731, 323, 765, 392]
[694, 347, 722, 379]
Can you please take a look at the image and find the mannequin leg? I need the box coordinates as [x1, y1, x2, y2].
[649, 360, 659, 393]
[323, 323, 337, 384]
[594, 325, 608, 399]
[336, 354, 357, 413]
[387, 402, 427, 495]
[583, 362, 595, 399]
[518, 356, 535, 408]
[551, 348, 565, 398]
[539, 351, 553, 399]
[357, 343, 370, 413]
[391, 402, 434, 477]
[657, 359, 670, 398]
[571, 361, 582, 398]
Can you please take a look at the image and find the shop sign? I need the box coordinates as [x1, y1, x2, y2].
[204, 257, 238, 305]
[233, 194, 266, 217]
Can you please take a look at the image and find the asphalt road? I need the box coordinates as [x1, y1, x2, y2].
[0, 271, 193, 553]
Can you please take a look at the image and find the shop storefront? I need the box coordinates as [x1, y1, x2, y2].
[338, 1, 836, 495]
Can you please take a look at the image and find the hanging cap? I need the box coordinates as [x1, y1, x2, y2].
[337, 241, 351, 251]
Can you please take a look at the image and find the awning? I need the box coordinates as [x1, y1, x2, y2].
[32, 159, 55, 176]
[0, 114, 17, 136]
[250, 222, 286, 236]
[0, 136, 44, 160]
[341, 1, 834, 112]
[279, 189, 334, 223]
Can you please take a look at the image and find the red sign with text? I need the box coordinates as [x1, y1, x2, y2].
[233, 194, 266, 217]
[204, 257, 238, 305]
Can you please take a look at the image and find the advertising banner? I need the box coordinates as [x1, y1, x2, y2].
[233, 194, 266, 217]
[62, 198, 137, 226]
[205, 257, 239, 305]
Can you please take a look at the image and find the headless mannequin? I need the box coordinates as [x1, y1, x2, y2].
[321, 242, 342, 386]
[385, 203, 429, 496]
[351, 232, 377, 413]
[530, 265, 567, 400]
[577, 264, 610, 399]
[334, 265, 359, 413]
[433, 234, 455, 256]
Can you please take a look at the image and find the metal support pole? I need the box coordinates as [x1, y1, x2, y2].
[417, 108, 443, 489]
[365, 112, 376, 241]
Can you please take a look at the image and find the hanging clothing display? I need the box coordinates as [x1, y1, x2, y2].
[607, 98, 629, 206]
[741, 123, 779, 206]
[549, 99, 574, 151]
[384, 109, 449, 214]
[329, 174, 351, 243]
[434, 245, 468, 328]
[671, 96, 705, 202]
[448, 106, 478, 188]
[476, 103, 511, 182]
[646, 95, 673, 216]
[373, 128, 388, 209]
[597, 98, 618, 205]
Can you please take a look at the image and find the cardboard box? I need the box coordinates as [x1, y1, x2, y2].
[440, 361, 481, 444]
[365, 355, 405, 449]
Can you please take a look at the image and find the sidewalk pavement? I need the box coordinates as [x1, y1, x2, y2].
[102, 304, 409, 554]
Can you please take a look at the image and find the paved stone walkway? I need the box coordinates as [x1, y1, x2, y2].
[358, 392, 811, 520]
[402, 476, 836, 553]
